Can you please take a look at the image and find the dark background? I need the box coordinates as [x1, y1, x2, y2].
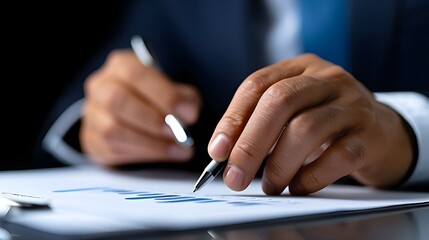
[2, 2, 126, 170]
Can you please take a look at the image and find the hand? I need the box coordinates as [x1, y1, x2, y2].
[80, 49, 201, 167]
[208, 54, 414, 195]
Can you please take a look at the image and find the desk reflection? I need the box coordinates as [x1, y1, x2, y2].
[209, 206, 428, 240]
[1, 206, 428, 240]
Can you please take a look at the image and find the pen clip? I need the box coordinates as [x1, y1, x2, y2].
[131, 35, 194, 148]
[165, 114, 194, 147]
[130, 35, 154, 66]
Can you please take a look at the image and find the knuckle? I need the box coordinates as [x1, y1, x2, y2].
[338, 140, 366, 167]
[328, 65, 346, 74]
[355, 98, 374, 114]
[289, 113, 319, 138]
[326, 65, 349, 79]
[106, 50, 142, 83]
[265, 159, 289, 182]
[106, 49, 129, 66]
[219, 113, 247, 132]
[120, 65, 141, 85]
[98, 119, 121, 143]
[301, 170, 321, 190]
[231, 138, 259, 162]
[300, 53, 320, 62]
[102, 87, 126, 114]
[290, 106, 342, 138]
[84, 71, 102, 95]
[264, 84, 285, 103]
[258, 84, 298, 124]
[164, 93, 182, 110]
[263, 83, 297, 109]
[241, 69, 272, 96]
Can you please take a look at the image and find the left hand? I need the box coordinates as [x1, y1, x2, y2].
[208, 54, 414, 195]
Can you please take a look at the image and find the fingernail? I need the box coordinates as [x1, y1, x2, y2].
[208, 133, 230, 160]
[224, 165, 245, 190]
[175, 102, 196, 123]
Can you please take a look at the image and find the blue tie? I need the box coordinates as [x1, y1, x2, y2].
[300, 0, 350, 70]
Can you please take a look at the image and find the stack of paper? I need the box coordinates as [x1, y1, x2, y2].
[1, 166, 428, 237]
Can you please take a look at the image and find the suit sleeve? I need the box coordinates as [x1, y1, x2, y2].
[31, 0, 145, 168]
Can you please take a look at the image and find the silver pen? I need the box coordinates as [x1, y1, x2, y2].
[193, 159, 227, 192]
[130, 35, 194, 147]
[131, 35, 220, 192]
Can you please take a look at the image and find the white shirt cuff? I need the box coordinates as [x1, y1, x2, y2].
[374, 92, 429, 188]
[42, 98, 91, 166]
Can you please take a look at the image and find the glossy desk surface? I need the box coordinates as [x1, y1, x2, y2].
[1, 204, 428, 240]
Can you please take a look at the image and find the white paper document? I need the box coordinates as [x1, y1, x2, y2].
[1, 166, 428, 237]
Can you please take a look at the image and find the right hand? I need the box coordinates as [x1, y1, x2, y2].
[80, 49, 202, 167]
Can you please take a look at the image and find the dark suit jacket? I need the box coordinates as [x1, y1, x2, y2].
[32, 0, 429, 171]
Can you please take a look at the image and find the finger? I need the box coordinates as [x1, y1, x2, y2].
[105, 50, 199, 123]
[85, 73, 174, 139]
[288, 131, 366, 195]
[223, 75, 339, 191]
[261, 102, 357, 195]
[208, 59, 306, 160]
[85, 129, 194, 166]
[175, 83, 203, 124]
[81, 103, 193, 166]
